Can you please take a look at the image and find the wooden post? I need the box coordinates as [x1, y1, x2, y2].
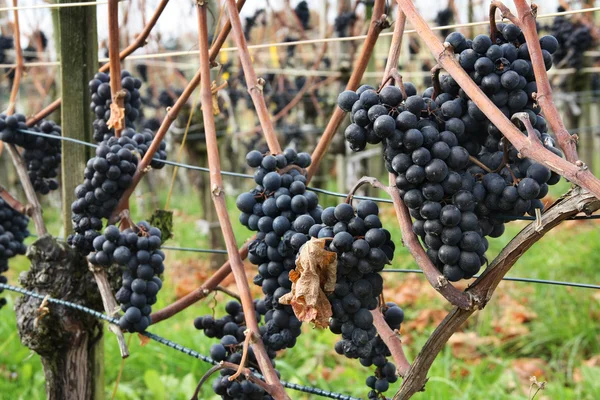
[59, 0, 98, 237]
[52, 1, 104, 398]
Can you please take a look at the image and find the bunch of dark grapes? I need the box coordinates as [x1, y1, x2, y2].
[305, 200, 393, 357]
[0, 198, 29, 308]
[88, 222, 164, 332]
[194, 301, 275, 399]
[300, 200, 397, 397]
[0, 35, 13, 64]
[336, 24, 563, 282]
[294, 1, 310, 30]
[68, 128, 167, 254]
[236, 148, 320, 354]
[89, 70, 143, 142]
[0, 114, 62, 194]
[334, 12, 357, 38]
[363, 303, 404, 399]
[550, 11, 594, 70]
[435, 8, 454, 38]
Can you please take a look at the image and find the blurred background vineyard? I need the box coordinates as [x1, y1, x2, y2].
[0, 0, 599, 399]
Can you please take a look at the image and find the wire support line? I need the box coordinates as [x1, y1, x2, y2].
[161, 245, 229, 254]
[381, 269, 600, 290]
[1, 6, 600, 68]
[0, 0, 126, 12]
[0, 283, 361, 400]
[12, 126, 600, 222]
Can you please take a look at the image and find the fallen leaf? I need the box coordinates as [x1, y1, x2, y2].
[279, 238, 337, 328]
[511, 358, 547, 382]
[405, 308, 448, 332]
[448, 332, 500, 360]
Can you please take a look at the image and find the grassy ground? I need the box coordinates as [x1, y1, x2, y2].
[1, 178, 599, 400]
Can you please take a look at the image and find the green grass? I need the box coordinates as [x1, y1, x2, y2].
[1, 178, 599, 399]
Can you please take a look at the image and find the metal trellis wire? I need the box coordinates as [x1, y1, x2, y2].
[13, 127, 600, 223]
[0, 283, 360, 400]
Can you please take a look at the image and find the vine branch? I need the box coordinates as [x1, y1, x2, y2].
[224, 0, 281, 154]
[196, 4, 288, 398]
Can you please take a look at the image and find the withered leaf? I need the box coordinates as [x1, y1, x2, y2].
[107, 103, 126, 131]
[279, 238, 337, 328]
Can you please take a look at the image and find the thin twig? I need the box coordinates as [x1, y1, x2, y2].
[383, 5, 407, 83]
[228, 329, 254, 381]
[5, 144, 47, 236]
[469, 155, 492, 173]
[0, 185, 29, 215]
[88, 263, 129, 358]
[224, 0, 281, 154]
[6, 0, 23, 115]
[371, 307, 410, 378]
[191, 364, 223, 400]
[196, 4, 288, 398]
[107, 0, 124, 137]
[215, 285, 241, 301]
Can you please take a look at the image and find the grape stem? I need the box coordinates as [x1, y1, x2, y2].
[392, 186, 600, 400]
[307, 0, 389, 181]
[397, 0, 600, 200]
[228, 329, 255, 381]
[88, 262, 129, 358]
[371, 308, 411, 378]
[196, 4, 289, 398]
[215, 285, 241, 302]
[0, 185, 30, 216]
[468, 156, 493, 173]
[190, 364, 223, 400]
[26, 0, 171, 127]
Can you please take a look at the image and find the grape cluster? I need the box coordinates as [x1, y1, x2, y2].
[305, 200, 394, 360]
[337, 24, 563, 281]
[550, 10, 594, 70]
[0, 114, 62, 194]
[88, 222, 165, 332]
[236, 148, 320, 354]
[194, 301, 275, 399]
[89, 70, 143, 142]
[0, 35, 13, 64]
[435, 8, 454, 37]
[68, 128, 167, 254]
[0, 198, 29, 309]
[363, 303, 404, 399]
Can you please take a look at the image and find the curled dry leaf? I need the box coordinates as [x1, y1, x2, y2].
[107, 103, 126, 131]
[279, 238, 337, 328]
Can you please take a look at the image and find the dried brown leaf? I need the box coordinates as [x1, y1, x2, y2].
[107, 103, 126, 131]
[279, 238, 337, 328]
[138, 333, 150, 347]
